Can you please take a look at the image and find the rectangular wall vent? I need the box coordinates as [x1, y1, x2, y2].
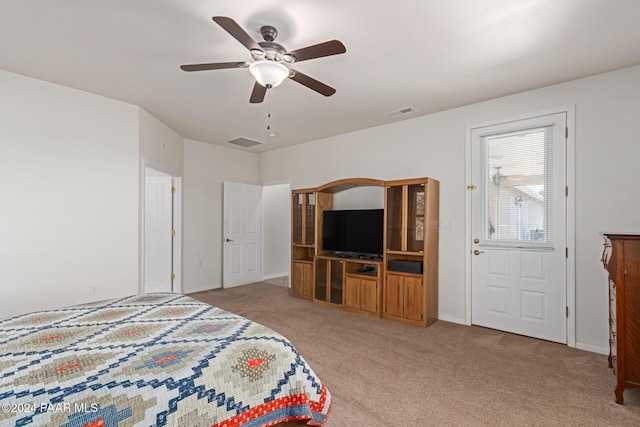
[384, 107, 416, 118]
[227, 137, 263, 148]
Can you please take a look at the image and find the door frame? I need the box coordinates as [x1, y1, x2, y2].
[464, 105, 576, 347]
[140, 160, 182, 294]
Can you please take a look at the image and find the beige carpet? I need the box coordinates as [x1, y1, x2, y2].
[189, 282, 640, 426]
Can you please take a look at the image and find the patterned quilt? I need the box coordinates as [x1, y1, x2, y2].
[0, 293, 331, 426]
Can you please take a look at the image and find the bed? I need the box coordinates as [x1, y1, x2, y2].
[0, 293, 331, 426]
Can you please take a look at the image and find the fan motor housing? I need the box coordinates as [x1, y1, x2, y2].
[255, 41, 286, 61]
[260, 25, 278, 42]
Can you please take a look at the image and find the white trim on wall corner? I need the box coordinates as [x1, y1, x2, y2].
[565, 106, 576, 349]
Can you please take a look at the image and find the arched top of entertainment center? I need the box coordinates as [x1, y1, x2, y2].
[317, 178, 385, 194]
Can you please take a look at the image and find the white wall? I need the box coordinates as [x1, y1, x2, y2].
[333, 186, 384, 210]
[262, 183, 291, 280]
[182, 139, 259, 293]
[139, 108, 184, 175]
[0, 70, 140, 318]
[258, 65, 640, 352]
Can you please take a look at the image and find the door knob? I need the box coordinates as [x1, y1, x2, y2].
[225, 238, 234, 243]
[473, 250, 485, 255]
[473, 238, 480, 244]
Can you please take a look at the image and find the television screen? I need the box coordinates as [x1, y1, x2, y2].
[322, 209, 384, 256]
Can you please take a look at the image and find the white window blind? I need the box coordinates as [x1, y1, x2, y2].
[479, 125, 555, 249]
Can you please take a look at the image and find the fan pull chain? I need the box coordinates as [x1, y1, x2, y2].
[266, 87, 272, 131]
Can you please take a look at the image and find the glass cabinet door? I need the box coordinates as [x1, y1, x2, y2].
[407, 184, 425, 252]
[330, 260, 344, 304]
[386, 186, 403, 251]
[292, 193, 304, 244]
[305, 193, 315, 245]
[315, 258, 327, 302]
[293, 192, 316, 246]
[386, 183, 426, 253]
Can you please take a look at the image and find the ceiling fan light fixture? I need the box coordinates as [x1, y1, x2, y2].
[249, 60, 289, 88]
[250, 48, 266, 59]
[281, 53, 296, 64]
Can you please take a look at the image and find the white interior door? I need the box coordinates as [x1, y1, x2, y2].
[144, 175, 173, 293]
[470, 113, 567, 343]
[223, 181, 262, 288]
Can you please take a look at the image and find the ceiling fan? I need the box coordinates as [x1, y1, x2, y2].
[180, 16, 346, 103]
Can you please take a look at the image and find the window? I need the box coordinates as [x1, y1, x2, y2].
[479, 125, 555, 248]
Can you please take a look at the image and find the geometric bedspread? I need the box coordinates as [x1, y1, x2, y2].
[0, 293, 331, 426]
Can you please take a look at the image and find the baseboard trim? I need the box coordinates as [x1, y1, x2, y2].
[262, 273, 289, 281]
[576, 341, 609, 355]
[183, 284, 222, 295]
[438, 314, 466, 325]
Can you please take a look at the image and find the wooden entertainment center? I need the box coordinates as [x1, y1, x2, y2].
[291, 177, 439, 327]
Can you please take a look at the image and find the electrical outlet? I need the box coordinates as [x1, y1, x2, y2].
[439, 220, 454, 230]
[88, 283, 97, 296]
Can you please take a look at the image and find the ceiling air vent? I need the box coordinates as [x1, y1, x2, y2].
[226, 137, 263, 148]
[384, 107, 416, 118]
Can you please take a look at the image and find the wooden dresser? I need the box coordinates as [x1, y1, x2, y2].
[601, 232, 640, 404]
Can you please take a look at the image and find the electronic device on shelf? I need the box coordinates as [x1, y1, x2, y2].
[388, 260, 423, 274]
[358, 264, 376, 273]
[322, 209, 384, 258]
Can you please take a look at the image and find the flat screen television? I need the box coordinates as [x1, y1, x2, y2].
[322, 209, 384, 257]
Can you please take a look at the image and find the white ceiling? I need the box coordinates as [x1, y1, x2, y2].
[2, 0, 640, 153]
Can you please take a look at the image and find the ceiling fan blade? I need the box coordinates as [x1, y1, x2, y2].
[287, 40, 346, 62]
[212, 16, 262, 52]
[249, 82, 267, 103]
[289, 69, 336, 97]
[180, 62, 247, 72]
